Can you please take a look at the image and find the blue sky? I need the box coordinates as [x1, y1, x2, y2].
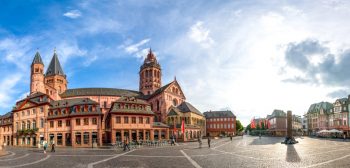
[2, 0, 350, 126]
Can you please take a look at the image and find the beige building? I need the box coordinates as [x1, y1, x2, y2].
[166, 102, 205, 141]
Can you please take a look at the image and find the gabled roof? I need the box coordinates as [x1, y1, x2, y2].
[0, 112, 12, 119]
[336, 98, 348, 105]
[145, 80, 186, 100]
[45, 52, 65, 76]
[176, 101, 203, 116]
[32, 51, 43, 65]
[60, 88, 142, 98]
[203, 110, 235, 118]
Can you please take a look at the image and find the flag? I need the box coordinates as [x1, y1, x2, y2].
[267, 119, 271, 129]
[250, 117, 256, 129]
[181, 119, 185, 134]
[173, 121, 177, 135]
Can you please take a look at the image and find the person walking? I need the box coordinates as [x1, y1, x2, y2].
[51, 140, 55, 152]
[171, 135, 175, 146]
[207, 136, 211, 148]
[198, 137, 202, 148]
[123, 137, 130, 151]
[43, 139, 48, 154]
[343, 134, 346, 141]
[230, 135, 232, 141]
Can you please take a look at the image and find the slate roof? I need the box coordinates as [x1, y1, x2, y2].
[32, 51, 43, 65]
[270, 109, 286, 118]
[307, 102, 333, 114]
[45, 52, 65, 76]
[203, 110, 235, 118]
[0, 112, 12, 119]
[50, 98, 99, 109]
[167, 101, 203, 116]
[60, 88, 142, 98]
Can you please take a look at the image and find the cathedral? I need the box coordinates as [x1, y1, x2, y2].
[0, 49, 205, 147]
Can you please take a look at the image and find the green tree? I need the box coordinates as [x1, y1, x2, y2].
[236, 120, 244, 132]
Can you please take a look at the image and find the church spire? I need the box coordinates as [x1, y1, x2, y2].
[32, 51, 44, 65]
[45, 50, 65, 76]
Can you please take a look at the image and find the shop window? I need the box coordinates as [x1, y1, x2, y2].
[75, 132, 81, 145]
[57, 134, 63, 145]
[83, 132, 89, 144]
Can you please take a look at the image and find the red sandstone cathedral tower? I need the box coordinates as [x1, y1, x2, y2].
[139, 49, 162, 95]
[44, 50, 67, 94]
[30, 51, 46, 94]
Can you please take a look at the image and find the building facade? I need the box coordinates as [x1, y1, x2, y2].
[306, 97, 350, 136]
[0, 49, 204, 147]
[167, 102, 205, 141]
[203, 110, 236, 137]
[267, 110, 287, 136]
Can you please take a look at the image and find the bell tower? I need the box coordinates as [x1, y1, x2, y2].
[139, 48, 162, 95]
[30, 51, 45, 94]
[44, 50, 67, 94]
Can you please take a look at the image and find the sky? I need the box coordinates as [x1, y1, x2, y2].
[1, 0, 350, 126]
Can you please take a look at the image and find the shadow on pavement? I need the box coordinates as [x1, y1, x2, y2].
[249, 137, 284, 145]
[286, 145, 301, 162]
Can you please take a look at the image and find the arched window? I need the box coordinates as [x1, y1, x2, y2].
[27, 121, 31, 129]
[172, 99, 178, 106]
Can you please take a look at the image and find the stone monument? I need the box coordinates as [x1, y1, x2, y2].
[282, 110, 298, 144]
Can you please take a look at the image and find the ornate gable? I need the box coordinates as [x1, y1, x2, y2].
[16, 99, 38, 110]
[165, 80, 186, 99]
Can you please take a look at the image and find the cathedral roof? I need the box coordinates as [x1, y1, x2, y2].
[60, 88, 142, 98]
[45, 52, 65, 76]
[140, 48, 161, 70]
[32, 51, 44, 65]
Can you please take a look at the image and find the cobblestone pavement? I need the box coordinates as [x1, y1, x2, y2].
[1, 136, 350, 168]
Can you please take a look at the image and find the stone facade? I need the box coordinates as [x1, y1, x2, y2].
[0, 49, 204, 147]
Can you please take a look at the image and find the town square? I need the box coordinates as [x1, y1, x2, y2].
[1, 136, 350, 168]
[2, 0, 350, 167]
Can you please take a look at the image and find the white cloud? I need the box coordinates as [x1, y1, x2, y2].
[188, 21, 214, 48]
[0, 75, 22, 108]
[125, 38, 150, 54]
[63, 10, 82, 19]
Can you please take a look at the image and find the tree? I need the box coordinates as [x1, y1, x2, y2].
[236, 120, 244, 132]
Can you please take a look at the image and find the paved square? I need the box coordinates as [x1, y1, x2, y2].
[1, 136, 350, 168]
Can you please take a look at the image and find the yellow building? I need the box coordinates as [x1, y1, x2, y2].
[166, 102, 205, 141]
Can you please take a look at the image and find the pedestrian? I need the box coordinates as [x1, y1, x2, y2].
[259, 133, 261, 139]
[171, 135, 175, 146]
[230, 135, 232, 141]
[43, 139, 48, 154]
[51, 140, 55, 152]
[207, 137, 211, 148]
[198, 137, 202, 148]
[343, 134, 346, 141]
[123, 137, 130, 151]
